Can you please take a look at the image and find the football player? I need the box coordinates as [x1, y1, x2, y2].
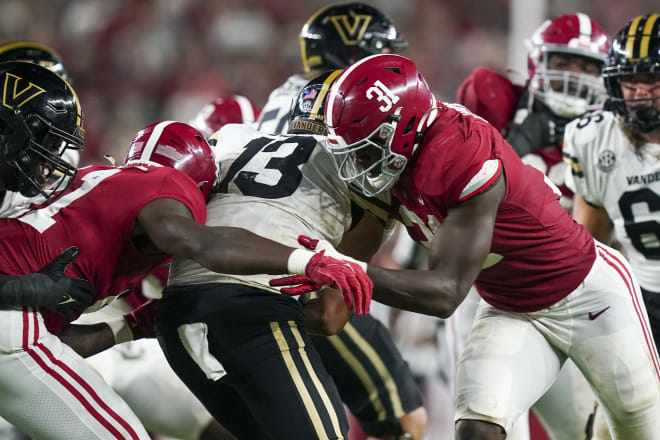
[0, 111, 370, 439]
[302, 54, 660, 439]
[0, 62, 93, 319]
[455, 13, 609, 439]
[0, 46, 237, 440]
[156, 71, 425, 440]
[257, 5, 428, 439]
[564, 14, 660, 438]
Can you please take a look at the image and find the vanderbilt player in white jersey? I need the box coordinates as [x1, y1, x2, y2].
[564, 14, 660, 439]
[157, 72, 425, 439]
[256, 4, 428, 438]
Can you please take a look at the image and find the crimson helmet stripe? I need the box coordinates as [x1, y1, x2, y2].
[326, 54, 384, 129]
[576, 12, 592, 43]
[232, 95, 255, 123]
[140, 120, 176, 161]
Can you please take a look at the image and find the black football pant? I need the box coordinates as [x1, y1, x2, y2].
[311, 314, 423, 437]
[157, 283, 347, 440]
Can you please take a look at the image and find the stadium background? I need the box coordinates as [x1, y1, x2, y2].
[0, 0, 655, 166]
[0, 0, 657, 438]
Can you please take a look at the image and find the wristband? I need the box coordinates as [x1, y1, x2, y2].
[107, 319, 135, 344]
[287, 249, 316, 275]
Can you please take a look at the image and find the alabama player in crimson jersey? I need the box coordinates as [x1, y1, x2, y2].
[0, 119, 371, 439]
[455, 13, 610, 439]
[302, 54, 660, 439]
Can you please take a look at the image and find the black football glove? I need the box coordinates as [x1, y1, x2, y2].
[0, 246, 96, 320]
[506, 111, 571, 157]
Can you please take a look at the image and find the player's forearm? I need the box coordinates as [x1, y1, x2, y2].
[367, 266, 464, 318]
[58, 323, 116, 358]
[192, 226, 296, 275]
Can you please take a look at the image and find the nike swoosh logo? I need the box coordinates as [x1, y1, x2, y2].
[588, 306, 611, 320]
[58, 295, 75, 305]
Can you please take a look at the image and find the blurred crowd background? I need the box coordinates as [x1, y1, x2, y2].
[1, 0, 657, 165]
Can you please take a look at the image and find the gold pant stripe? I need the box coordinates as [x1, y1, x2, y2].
[270, 321, 329, 439]
[288, 321, 344, 439]
[327, 334, 388, 421]
[344, 322, 405, 417]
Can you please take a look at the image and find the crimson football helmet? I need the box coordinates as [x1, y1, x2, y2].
[604, 14, 660, 134]
[324, 54, 435, 196]
[189, 95, 260, 138]
[526, 13, 609, 118]
[123, 121, 217, 200]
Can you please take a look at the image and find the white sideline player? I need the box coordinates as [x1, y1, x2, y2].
[564, 13, 660, 439]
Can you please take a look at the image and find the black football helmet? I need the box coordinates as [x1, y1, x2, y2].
[0, 41, 70, 83]
[0, 62, 84, 199]
[288, 70, 343, 136]
[603, 14, 660, 133]
[299, 2, 407, 73]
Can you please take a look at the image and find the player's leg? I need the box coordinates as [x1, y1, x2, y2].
[562, 244, 660, 439]
[110, 339, 229, 440]
[453, 301, 564, 440]
[447, 290, 531, 440]
[312, 314, 426, 439]
[0, 308, 150, 440]
[158, 283, 348, 439]
[81, 299, 228, 440]
[156, 313, 269, 439]
[531, 359, 599, 439]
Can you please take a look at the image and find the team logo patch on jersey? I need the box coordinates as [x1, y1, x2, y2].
[598, 150, 616, 172]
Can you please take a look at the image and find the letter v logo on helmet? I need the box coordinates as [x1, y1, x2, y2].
[330, 14, 372, 45]
[2, 72, 46, 109]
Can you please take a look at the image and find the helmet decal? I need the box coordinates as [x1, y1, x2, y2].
[2, 72, 46, 109]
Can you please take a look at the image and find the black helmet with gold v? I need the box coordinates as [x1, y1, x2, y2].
[0, 61, 84, 199]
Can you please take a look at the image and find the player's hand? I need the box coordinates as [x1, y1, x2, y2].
[0, 247, 95, 320]
[39, 247, 96, 320]
[123, 299, 159, 340]
[269, 275, 322, 295]
[271, 236, 373, 314]
[506, 111, 571, 156]
[297, 235, 368, 271]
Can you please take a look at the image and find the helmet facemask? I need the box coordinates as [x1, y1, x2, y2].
[327, 110, 407, 197]
[0, 110, 81, 199]
[529, 51, 606, 118]
[605, 69, 660, 134]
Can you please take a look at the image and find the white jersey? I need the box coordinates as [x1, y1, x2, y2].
[564, 110, 660, 292]
[168, 123, 353, 291]
[256, 74, 309, 135]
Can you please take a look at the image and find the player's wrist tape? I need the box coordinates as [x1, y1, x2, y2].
[107, 319, 135, 344]
[287, 249, 316, 275]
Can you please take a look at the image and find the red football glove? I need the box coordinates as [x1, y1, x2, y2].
[123, 299, 159, 340]
[270, 248, 373, 315]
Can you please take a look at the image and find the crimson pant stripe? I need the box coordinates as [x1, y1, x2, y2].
[21, 310, 137, 440]
[597, 246, 660, 380]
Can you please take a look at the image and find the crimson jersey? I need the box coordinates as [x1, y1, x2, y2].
[392, 103, 595, 312]
[0, 164, 206, 333]
[457, 67, 573, 208]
